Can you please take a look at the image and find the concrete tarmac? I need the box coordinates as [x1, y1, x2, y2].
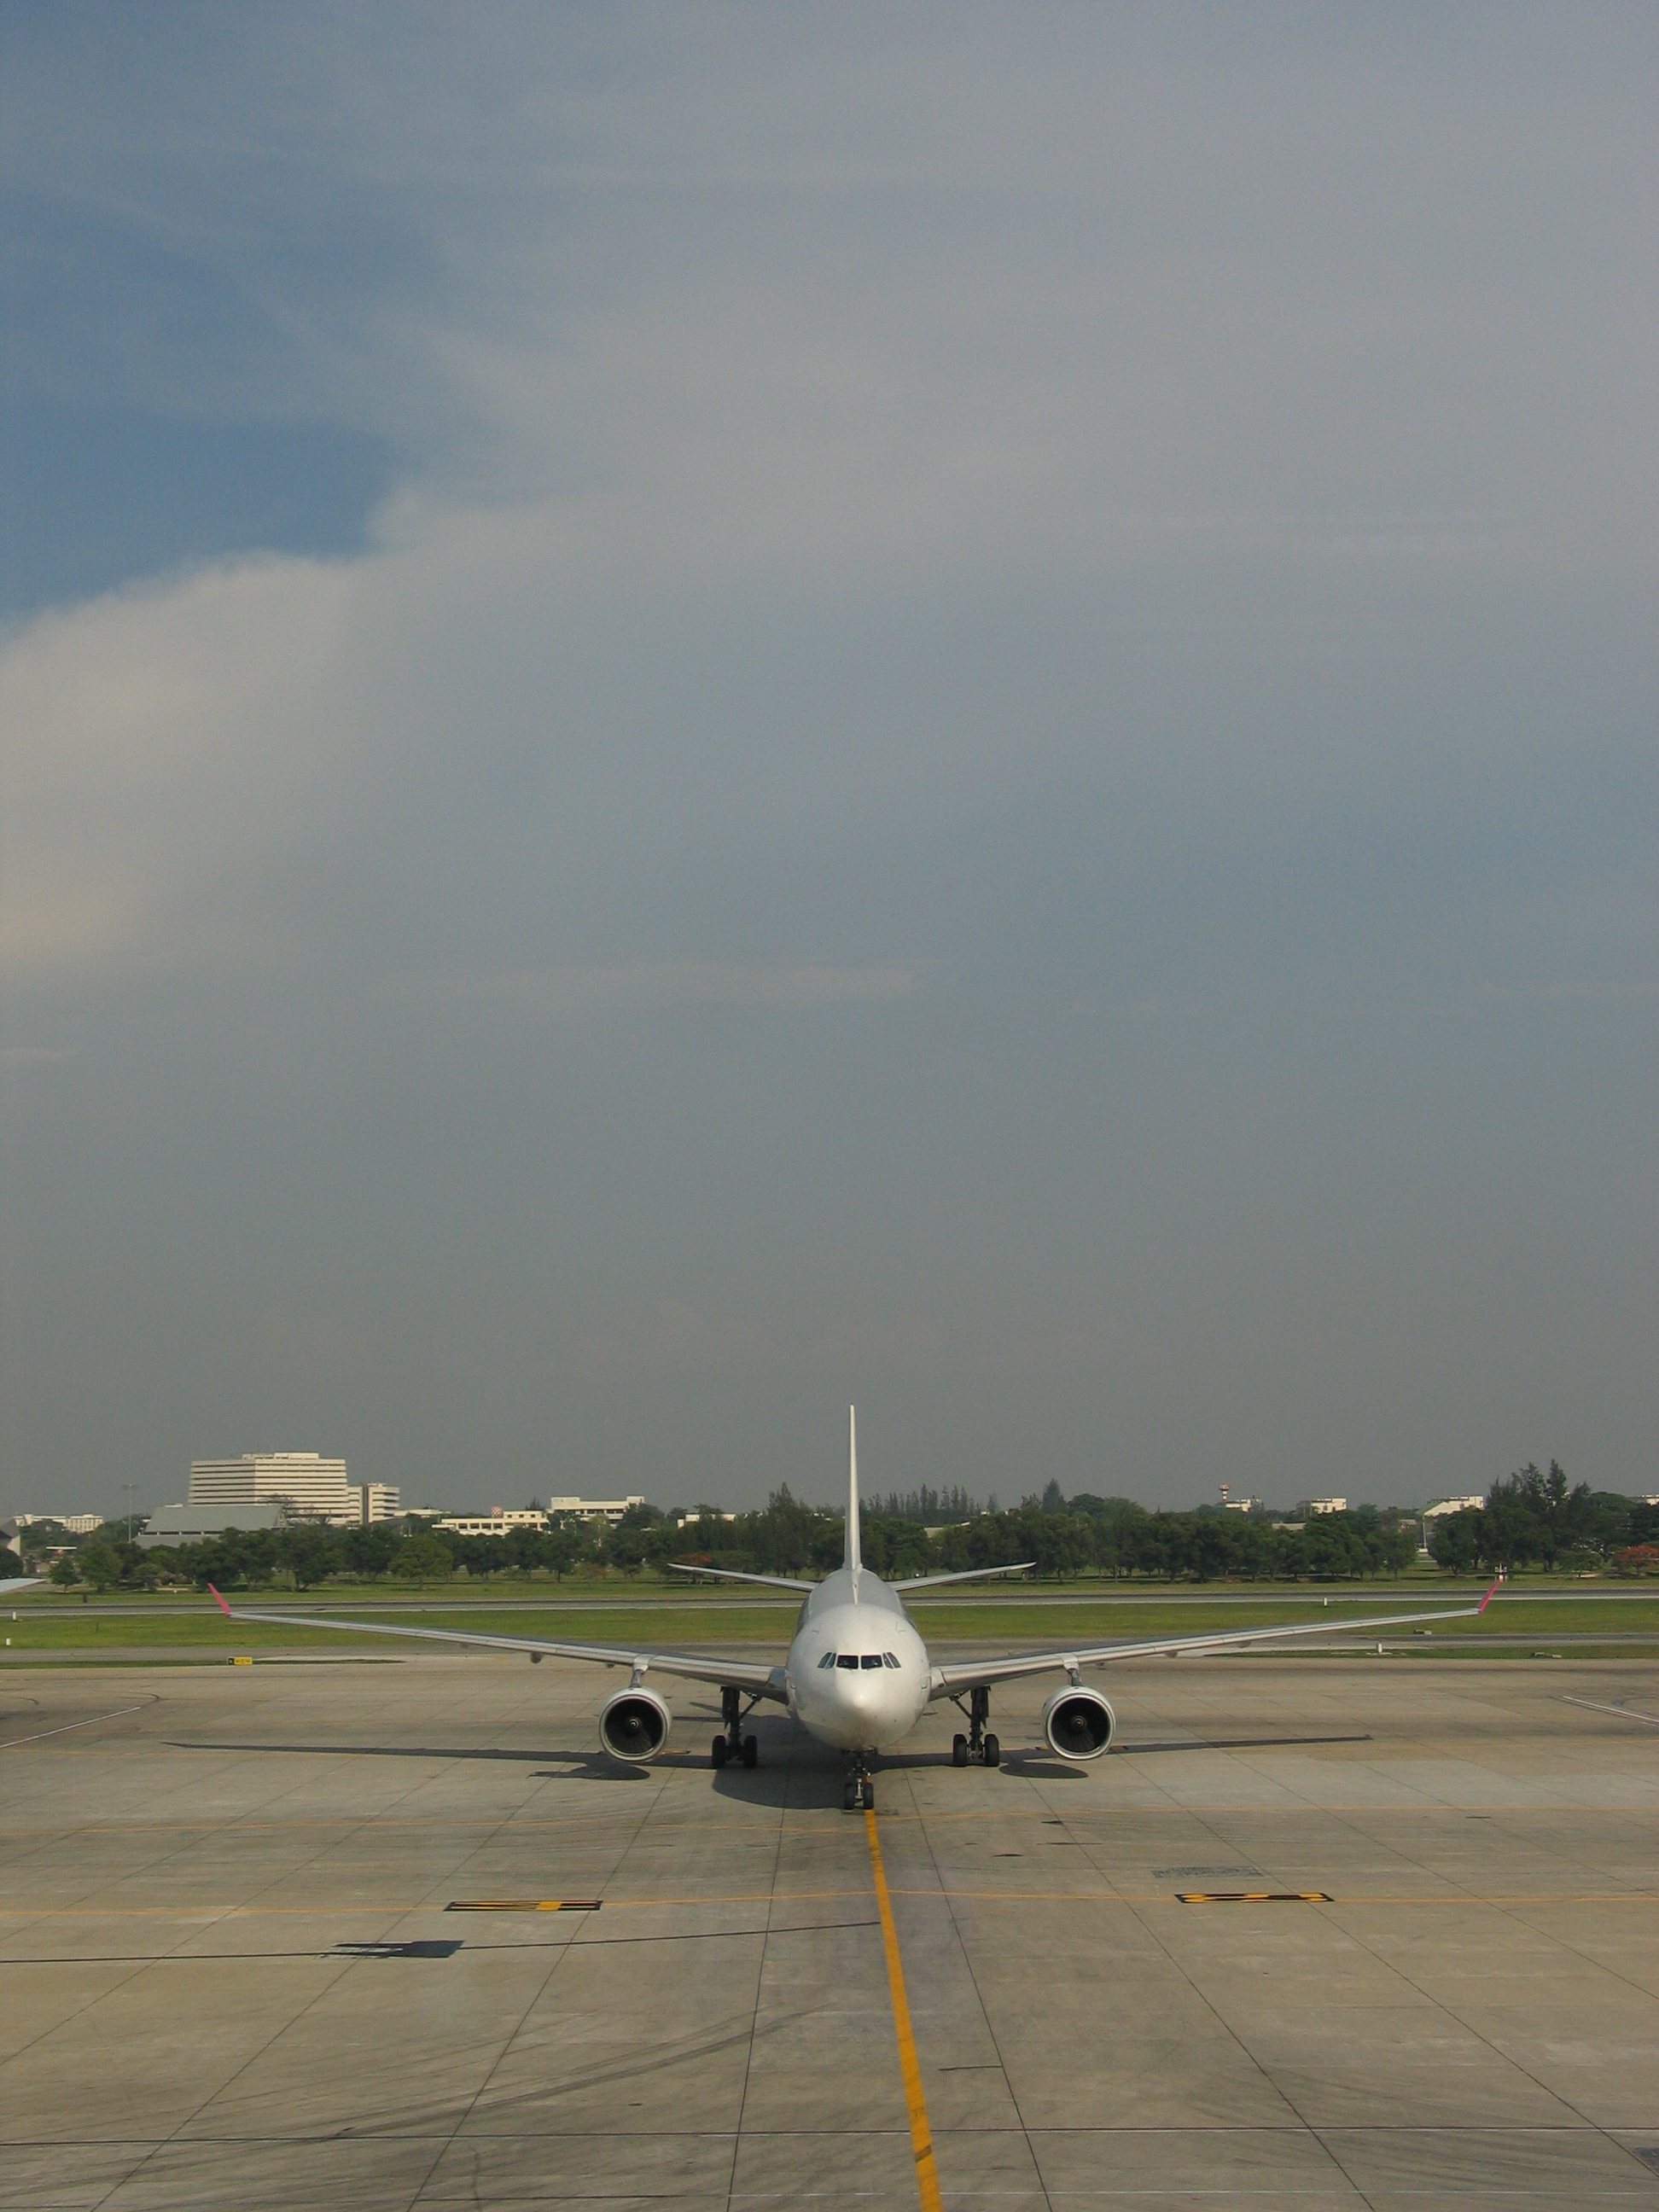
[3, 1654, 1658, 2209]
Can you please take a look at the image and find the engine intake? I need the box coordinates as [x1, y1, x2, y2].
[598, 1686, 672, 1762]
[1041, 1684, 1115, 1761]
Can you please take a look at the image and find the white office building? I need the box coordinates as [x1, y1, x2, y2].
[1421, 1496, 1486, 1521]
[546, 1495, 647, 1525]
[189, 1453, 355, 1524]
[354, 1484, 401, 1523]
[436, 1509, 548, 1538]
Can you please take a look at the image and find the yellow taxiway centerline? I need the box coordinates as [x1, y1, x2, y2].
[864, 1806, 945, 2212]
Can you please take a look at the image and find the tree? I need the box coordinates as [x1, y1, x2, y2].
[276, 1524, 333, 1589]
[77, 1540, 122, 1592]
[49, 1554, 80, 1588]
[392, 1534, 453, 1582]
[607, 1523, 653, 1576]
[1429, 1510, 1483, 1575]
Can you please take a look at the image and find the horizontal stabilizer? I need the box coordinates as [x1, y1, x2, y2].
[666, 1562, 815, 1593]
[891, 1562, 1034, 1592]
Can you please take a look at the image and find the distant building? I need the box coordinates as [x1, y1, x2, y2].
[432, 1499, 649, 1537]
[546, 1495, 647, 1525]
[436, 1509, 548, 1538]
[1300, 1498, 1348, 1516]
[353, 1484, 400, 1523]
[61, 1513, 104, 1536]
[676, 1510, 736, 1529]
[1421, 1496, 1486, 1522]
[189, 1453, 356, 1524]
[137, 1503, 284, 1549]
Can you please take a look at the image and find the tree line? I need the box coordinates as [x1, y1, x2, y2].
[1427, 1464, 1658, 1574]
[17, 1462, 1657, 1594]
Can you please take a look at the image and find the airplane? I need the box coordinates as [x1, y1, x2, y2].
[211, 1410, 1504, 1810]
[0, 1579, 39, 1598]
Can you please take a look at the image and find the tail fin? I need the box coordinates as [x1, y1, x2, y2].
[845, 1406, 861, 1574]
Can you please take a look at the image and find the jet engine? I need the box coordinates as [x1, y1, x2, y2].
[1041, 1684, 1115, 1761]
[598, 1685, 672, 1762]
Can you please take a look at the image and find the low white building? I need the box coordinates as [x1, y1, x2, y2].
[436, 1509, 548, 1538]
[1300, 1498, 1348, 1516]
[433, 1497, 649, 1537]
[1422, 1496, 1486, 1522]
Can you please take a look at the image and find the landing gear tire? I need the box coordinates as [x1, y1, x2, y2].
[842, 1779, 858, 1812]
[711, 1735, 728, 1768]
[963, 1685, 996, 1767]
[742, 1734, 759, 1769]
[864, 1779, 876, 1812]
[952, 1733, 969, 1767]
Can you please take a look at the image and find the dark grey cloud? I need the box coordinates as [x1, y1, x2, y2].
[1, 9, 1654, 1517]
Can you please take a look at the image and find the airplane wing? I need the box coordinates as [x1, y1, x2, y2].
[892, 1563, 1035, 1592]
[928, 1577, 1505, 1696]
[0, 1577, 40, 1598]
[665, 1562, 816, 1592]
[207, 1586, 786, 1698]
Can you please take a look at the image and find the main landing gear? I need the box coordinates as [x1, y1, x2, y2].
[950, 1685, 1000, 1769]
[710, 1685, 760, 1770]
[842, 1755, 876, 1813]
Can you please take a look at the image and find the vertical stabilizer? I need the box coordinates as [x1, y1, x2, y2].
[845, 1406, 861, 1574]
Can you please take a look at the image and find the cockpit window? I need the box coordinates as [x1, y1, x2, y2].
[835, 1654, 859, 1670]
[859, 1653, 883, 1670]
[818, 1650, 836, 1669]
[882, 1653, 900, 1668]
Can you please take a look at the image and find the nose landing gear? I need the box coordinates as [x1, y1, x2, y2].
[842, 1755, 876, 1813]
[710, 1685, 760, 1769]
[951, 1685, 1000, 1767]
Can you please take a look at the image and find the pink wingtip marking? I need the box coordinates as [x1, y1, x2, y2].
[207, 1583, 231, 1618]
[1477, 1575, 1502, 1614]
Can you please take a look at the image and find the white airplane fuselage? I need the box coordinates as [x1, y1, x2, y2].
[782, 1565, 933, 1752]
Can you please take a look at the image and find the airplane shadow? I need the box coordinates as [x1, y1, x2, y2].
[1115, 1732, 1374, 1755]
[169, 1740, 688, 1782]
[168, 1723, 1376, 1797]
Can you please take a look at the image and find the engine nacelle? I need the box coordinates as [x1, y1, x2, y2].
[1041, 1684, 1115, 1761]
[598, 1685, 672, 1763]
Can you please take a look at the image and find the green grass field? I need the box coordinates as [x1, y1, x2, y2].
[6, 1577, 1657, 1660]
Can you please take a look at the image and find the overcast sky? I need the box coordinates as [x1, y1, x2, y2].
[2, 7, 1654, 1519]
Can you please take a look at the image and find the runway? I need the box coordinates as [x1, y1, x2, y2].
[3, 1655, 1659, 2209]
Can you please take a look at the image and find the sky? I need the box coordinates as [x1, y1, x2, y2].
[1, 6, 1654, 1519]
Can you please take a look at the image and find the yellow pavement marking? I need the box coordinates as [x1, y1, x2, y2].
[865, 1807, 945, 2212]
[445, 1899, 599, 1912]
[1177, 1890, 1330, 1904]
